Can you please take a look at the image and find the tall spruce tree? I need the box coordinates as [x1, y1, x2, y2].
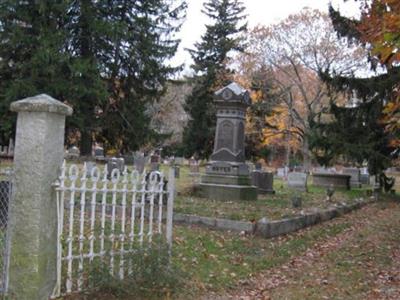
[309, 4, 398, 176]
[98, 0, 187, 153]
[182, 0, 247, 158]
[0, 0, 186, 154]
[0, 1, 71, 144]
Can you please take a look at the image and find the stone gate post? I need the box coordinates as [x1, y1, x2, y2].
[6, 94, 72, 299]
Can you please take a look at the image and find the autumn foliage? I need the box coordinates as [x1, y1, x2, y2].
[357, 0, 400, 147]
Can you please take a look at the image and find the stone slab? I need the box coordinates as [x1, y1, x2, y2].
[312, 173, 351, 189]
[199, 183, 257, 201]
[287, 172, 308, 192]
[251, 171, 275, 194]
[201, 174, 252, 186]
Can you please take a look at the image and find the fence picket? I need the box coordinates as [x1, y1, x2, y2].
[52, 161, 174, 297]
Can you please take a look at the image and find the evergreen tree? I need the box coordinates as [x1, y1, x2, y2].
[0, 1, 71, 144]
[0, 0, 186, 154]
[66, 0, 110, 155]
[98, 0, 187, 153]
[182, 0, 247, 158]
[309, 4, 398, 176]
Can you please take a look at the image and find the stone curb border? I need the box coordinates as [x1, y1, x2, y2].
[174, 198, 375, 238]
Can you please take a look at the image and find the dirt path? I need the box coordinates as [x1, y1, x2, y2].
[206, 200, 400, 300]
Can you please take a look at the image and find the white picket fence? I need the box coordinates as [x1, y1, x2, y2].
[52, 161, 175, 297]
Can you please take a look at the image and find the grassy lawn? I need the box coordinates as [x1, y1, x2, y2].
[173, 165, 369, 221]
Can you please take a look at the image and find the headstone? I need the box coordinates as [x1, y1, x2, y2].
[67, 146, 80, 159]
[174, 165, 180, 178]
[107, 157, 125, 175]
[313, 167, 333, 174]
[94, 147, 104, 160]
[189, 160, 200, 176]
[150, 161, 160, 171]
[247, 162, 255, 172]
[342, 167, 361, 188]
[0, 146, 7, 156]
[276, 168, 285, 178]
[291, 195, 302, 208]
[85, 161, 96, 175]
[251, 171, 274, 194]
[175, 157, 184, 165]
[312, 173, 350, 190]
[134, 156, 146, 173]
[287, 172, 308, 192]
[8, 138, 14, 156]
[370, 175, 376, 186]
[360, 173, 370, 185]
[123, 155, 134, 166]
[293, 166, 304, 172]
[150, 154, 160, 163]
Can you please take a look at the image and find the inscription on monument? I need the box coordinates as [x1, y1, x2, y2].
[217, 120, 234, 150]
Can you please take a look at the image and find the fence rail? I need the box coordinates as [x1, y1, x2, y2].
[52, 161, 175, 297]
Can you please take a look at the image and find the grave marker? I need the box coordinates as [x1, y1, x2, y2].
[287, 172, 308, 192]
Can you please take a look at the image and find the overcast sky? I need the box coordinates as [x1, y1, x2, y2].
[172, 0, 361, 72]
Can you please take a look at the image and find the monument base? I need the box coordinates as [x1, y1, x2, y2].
[200, 181, 257, 201]
[199, 161, 257, 201]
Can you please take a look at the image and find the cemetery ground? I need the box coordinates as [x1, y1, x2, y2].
[63, 192, 400, 300]
[0, 162, 399, 299]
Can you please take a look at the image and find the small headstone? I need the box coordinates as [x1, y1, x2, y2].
[276, 168, 285, 178]
[134, 156, 146, 173]
[251, 171, 274, 194]
[360, 173, 370, 185]
[67, 146, 80, 159]
[0, 146, 7, 156]
[123, 155, 134, 166]
[326, 185, 335, 202]
[150, 161, 160, 171]
[342, 167, 361, 188]
[175, 157, 184, 165]
[247, 162, 255, 172]
[94, 147, 104, 160]
[150, 154, 160, 163]
[107, 157, 125, 175]
[293, 166, 304, 172]
[291, 195, 302, 208]
[313, 167, 332, 174]
[8, 138, 14, 156]
[369, 175, 376, 186]
[86, 161, 96, 174]
[287, 172, 308, 192]
[116, 158, 125, 172]
[189, 160, 200, 176]
[174, 165, 180, 178]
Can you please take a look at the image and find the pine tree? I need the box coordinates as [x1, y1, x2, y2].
[66, 0, 110, 155]
[97, 0, 187, 153]
[0, 1, 71, 144]
[182, 0, 247, 158]
[309, 4, 398, 176]
[0, 0, 186, 154]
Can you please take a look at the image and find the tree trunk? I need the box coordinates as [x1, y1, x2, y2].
[302, 136, 311, 172]
[80, 128, 92, 156]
